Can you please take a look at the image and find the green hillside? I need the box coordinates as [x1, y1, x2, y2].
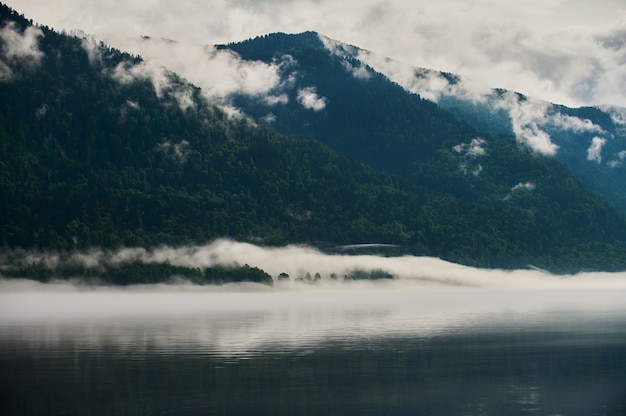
[439, 91, 626, 216]
[1, 6, 626, 272]
[221, 32, 474, 180]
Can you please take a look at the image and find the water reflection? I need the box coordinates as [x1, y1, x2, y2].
[1, 281, 626, 415]
[2, 284, 625, 353]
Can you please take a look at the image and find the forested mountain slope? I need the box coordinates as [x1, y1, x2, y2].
[2, 5, 626, 272]
[441, 95, 626, 216]
[221, 32, 625, 212]
[270, 33, 626, 216]
[220, 32, 473, 181]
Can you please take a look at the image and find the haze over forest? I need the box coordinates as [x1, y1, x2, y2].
[2, 2, 626, 283]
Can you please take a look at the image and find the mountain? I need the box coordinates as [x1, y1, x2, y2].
[286, 34, 626, 216]
[219, 32, 475, 183]
[2, 4, 626, 273]
[441, 96, 626, 216]
[220, 32, 626, 212]
[0, 5, 438, 251]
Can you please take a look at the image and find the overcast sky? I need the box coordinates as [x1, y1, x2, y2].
[7, 0, 626, 108]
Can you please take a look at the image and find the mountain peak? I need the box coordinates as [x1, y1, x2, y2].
[217, 31, 326, 59]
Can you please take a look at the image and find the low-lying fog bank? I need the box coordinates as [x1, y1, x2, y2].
[3, 240, 626, 354]
[2, 239, 626, 289]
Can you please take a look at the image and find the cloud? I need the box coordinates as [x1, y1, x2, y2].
[355, 48, 496, 105]
[453, 137, 487, 158]
[0, 60, 12, 81]
[356, 51, 450, 102]
[587, 136, 607, 163]
[548, 113, 606, 134]
[3, 269, 626, 359]
[170, 86, 196, 111]
[318, 34, 372, 80]
[263, 93, 289, 106]
[354, 49, 601, 156]
[318, 33, 360, 58]
[3, 239, 626, 356]
[607, 150, 626, 168]
[341, 59, 372, 80]
[453, 137, 487, 175]
[4, 240, 626, 291]
[11, 0, 626, 108]
[79, 33, 103, 66]
[511, 182, 536, 192]
[110, 59, 172, 98]
[261, 113, 276, 124]
[0, 21, 44, 61]
[0, 21, 44, 80]
[598, 105, 626, 127]
[6, 0, 626, 149]
[503, 182, 532, 202]
[297, 86, 327, 111]
[497, 93, 559, 156]
[157, 139, 192, 164]
[100, 40, 210, 109]
[93, 35, 295, 110]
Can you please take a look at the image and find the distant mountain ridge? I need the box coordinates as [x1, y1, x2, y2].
[2, 4, 626, 273]
[221, 31, 626, 215]
[296, 32, 626, 215]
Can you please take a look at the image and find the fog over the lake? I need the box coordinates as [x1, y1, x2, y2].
[3, 240, 626, 355]
[4, 239, 626, 290]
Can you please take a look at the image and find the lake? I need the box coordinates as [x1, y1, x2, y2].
[1, 278, 625, 415]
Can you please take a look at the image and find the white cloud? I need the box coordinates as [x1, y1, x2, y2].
[100, 36, 292, 112]
[504, 182, 536, 201]
[6, 0, 613, 158]
[79, 33, 103, 65]
[318, 34, 373, 80]
[453, 137, 487, 158]
[598, 105, 626, 127]
[5, 240, 626, 290]
[355, 49, 494, 104]
[607, 150, 626, 168]
[297, 86, 327, 111]
[341, 59, 372, 80]
[548, 113, 605, 134]
[0, 21, 43, 61]
[0, 21, 44, 80]
[157, 139, 192, 164]
[171, 86, 195, 111]
[511, 182, 536, 192]
[452, 138, 487, 176]
[10, 0, 626, 108]
[498, 93, 559, 156]
[99, 35, 291, 107]
[263, 93, 289, 106]
[353, 50, 581, 156]
[356, 51, 446, 102]
[0, 60, 12, 81]
[587, 136, 607, 163]
[111, 59, 170, 97]
[318, 33, 359, 59]
[261, 113, 276, 124]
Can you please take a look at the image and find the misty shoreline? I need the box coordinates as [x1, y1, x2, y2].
[2, 239, 626, 290]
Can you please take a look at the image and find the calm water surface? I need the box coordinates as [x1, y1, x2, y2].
[1, 281, 625, 415]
